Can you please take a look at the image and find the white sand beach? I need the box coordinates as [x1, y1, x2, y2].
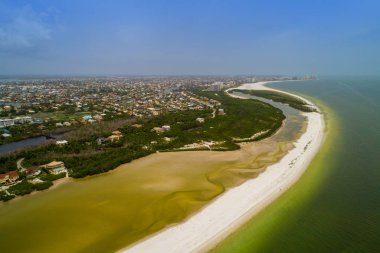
[120, 81, 325, 253]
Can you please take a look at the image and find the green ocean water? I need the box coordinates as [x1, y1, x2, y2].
[212, 77, 380, 253]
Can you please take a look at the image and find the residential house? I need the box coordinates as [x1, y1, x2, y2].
[107, 130, 123, 143]
[26, 167, 41, 177]
[0, 171, 19, 185]
[93, 114, 103, 121]
[152, 127, 165, 134]
[112, 130, 122, 136]
[44, 161, 67, 175]
[107, 135, 121, 142]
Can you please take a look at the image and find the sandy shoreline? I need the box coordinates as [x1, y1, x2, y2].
[119, 81, 325, 253]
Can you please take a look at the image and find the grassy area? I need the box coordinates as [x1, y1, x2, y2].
[232, 89, 316, 112]
[195, 90, 285, 139]
[33, 111, 91, 121]
[0, 190, 15, 201]
[38, 172, 66, 181]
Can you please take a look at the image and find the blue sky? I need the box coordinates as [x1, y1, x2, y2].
[1, 0, 380, 75]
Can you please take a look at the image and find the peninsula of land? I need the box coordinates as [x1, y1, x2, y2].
[0, 77, 321, 253]
[121, 81, 325, 253]
[1, 77, 287, 201]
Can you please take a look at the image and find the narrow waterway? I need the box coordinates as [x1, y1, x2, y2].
[0, 136, 48, 155]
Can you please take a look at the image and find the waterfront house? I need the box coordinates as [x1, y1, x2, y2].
[0, 171, 19, 185]
[26, 167, 41, 177]
[44, 161, 67, 175]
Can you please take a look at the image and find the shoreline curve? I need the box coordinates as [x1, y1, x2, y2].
[119, 81, 325, 253]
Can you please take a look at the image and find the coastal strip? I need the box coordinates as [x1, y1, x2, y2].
[119, 81, 325, 253]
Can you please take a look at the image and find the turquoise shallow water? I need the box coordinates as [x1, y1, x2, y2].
[212, 77, 380, 253]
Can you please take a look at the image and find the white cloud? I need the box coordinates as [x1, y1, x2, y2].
[0, 6, 52, 49]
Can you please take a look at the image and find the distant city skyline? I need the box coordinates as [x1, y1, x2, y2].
[1, 0, 380, 76]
